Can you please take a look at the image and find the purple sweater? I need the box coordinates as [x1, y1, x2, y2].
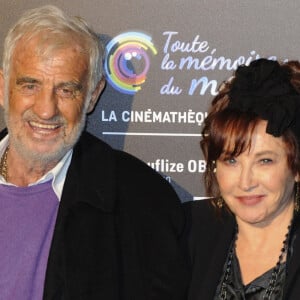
[0, 180, 59, 299]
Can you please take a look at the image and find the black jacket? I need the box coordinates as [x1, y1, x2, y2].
[183, 200, 300, 300]
[0, 130, 189, 300]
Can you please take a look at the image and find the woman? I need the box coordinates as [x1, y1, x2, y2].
[184, 58, 300, 299]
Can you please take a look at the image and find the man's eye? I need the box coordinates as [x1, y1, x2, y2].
[56, 87, 75, 98]
[20, 84, 39, 94]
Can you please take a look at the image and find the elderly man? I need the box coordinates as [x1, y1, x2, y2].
[0, 5, 189, 300]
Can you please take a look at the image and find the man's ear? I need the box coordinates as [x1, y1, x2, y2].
[86, 77, 106, 113]
[0, 70, 5, 108]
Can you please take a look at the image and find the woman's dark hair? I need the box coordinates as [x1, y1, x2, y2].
[201, 59, 300, 208]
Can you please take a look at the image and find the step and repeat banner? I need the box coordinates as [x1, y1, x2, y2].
[1, 0, 300, 202]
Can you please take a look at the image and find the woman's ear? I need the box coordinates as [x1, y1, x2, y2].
[86, 77, 106, 113]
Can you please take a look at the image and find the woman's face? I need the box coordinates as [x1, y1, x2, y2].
[216, 120, 298, 227]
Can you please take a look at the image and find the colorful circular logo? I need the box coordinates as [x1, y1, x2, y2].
[104, 32, 157, 95]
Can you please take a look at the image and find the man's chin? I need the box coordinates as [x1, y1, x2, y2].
[15, 144, 70, 164]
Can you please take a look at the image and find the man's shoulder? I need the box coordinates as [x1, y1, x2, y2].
[76, 131, 174, 191]
[75, 131, 182, 220]
[76, 131, 114, 153]
[76, 131, 160, 174]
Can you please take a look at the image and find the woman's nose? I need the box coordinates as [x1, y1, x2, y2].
[239, 166, 258, 191]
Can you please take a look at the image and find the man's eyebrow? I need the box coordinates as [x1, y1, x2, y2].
[55, 81, 83, 91]
[16, 77, 41, 85]
[16, 78, 83, 91]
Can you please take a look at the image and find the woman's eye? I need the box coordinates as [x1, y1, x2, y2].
[224, 157, 237, 165]
[260, 158, 273, 164]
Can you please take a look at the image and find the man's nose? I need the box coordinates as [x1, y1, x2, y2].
[32, 88, 58, 119]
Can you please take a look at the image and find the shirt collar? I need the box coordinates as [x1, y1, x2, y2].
[0, 134, 72, 200]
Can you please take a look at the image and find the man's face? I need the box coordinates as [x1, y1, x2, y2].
[3, 36, 91, 164]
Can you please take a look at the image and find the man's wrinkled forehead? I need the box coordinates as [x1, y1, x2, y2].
[13, 30, 89, 62]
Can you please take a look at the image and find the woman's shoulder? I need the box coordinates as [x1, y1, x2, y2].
[183, 199, 228, 226]
[182, 199, 235, 244]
